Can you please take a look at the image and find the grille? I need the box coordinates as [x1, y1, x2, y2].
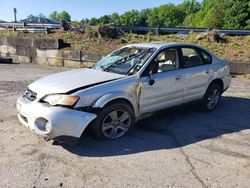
[23, 89, 37, 102]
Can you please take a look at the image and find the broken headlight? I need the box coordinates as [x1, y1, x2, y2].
[42, 94, 79, 106]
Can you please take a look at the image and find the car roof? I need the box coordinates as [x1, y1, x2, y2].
[125, 42, 173, 49]
[124, 42, 214, 56]
[125, 42, 204, 50]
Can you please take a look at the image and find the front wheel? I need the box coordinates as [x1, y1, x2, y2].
[91, 102, 135, 140]
[201, 84, 222, 111]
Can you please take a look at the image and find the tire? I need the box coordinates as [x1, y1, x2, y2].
[201, 84, 222, 112]
[91, 101, 135, 140]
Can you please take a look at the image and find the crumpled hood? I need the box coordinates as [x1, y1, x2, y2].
[28, 68, 124, 99]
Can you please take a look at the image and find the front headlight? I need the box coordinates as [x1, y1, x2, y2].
[42, 94, 79, 106]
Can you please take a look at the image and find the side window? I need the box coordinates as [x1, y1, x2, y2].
[199, 50, 212, 64]
[153, 48, 179, 73]
[181, 48, 203, 68]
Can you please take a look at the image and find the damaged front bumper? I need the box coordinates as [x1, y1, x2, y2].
[16, 96, 97, 144]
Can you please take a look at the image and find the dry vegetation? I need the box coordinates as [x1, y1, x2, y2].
[0, 30, 249, 62]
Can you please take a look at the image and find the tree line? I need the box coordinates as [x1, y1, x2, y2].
[27, 11, 71, 23]
[31, 0, 249, 29]
[79, 0, 250, 29]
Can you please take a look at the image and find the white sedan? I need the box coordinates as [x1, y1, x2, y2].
[16, 42, 231, 144]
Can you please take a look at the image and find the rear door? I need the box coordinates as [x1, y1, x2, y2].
[139, 47, 185, 114]
[179, 47, 213, 102]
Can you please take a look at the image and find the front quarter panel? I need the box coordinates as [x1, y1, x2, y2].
[92, 91, 134, 108]
[74, 76, 140, 117]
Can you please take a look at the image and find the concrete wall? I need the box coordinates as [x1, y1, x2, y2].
[1, 36, 249, 73]
[230, 62, 250, 74]
[0, 36, 102, 68]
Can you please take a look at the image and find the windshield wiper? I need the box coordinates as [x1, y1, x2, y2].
[104, 49, 150, 72]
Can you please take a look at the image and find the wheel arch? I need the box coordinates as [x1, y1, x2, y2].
[201, 78, 223, 111]
[102, 98, 135, 112]
[208, 78, 224, 92]
[92, 92, 138, 117]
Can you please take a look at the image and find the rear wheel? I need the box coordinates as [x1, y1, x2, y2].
[201, 84, 222, 111]
[91, 102, 135, 140]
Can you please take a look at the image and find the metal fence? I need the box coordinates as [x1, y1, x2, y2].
[0, 22, 61, 34]
[118, 26, 250, 35]
[0, 22, 61, 29]
[1, 22, 250, 35]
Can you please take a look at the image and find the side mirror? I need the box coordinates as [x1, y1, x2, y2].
[148, 71, 155, 86]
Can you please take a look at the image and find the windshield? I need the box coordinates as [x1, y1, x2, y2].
[92, 47, 156, 75]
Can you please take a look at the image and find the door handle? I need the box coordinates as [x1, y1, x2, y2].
[205, 69, 210, 74]
[175, 75, 182, 80]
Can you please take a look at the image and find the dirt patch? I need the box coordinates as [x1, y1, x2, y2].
[0, 80, 30, 93]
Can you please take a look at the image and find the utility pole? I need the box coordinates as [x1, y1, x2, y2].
[13, 8, 17, 22]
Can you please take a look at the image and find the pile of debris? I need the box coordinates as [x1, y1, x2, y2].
[72, 25, 123, 39]
[97, 25, 123, 39]
[195, 30, 225, 42]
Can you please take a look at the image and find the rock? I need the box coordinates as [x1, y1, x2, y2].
[195, 30, 224, 43]
[195, 32, 208, 41]
[70, 26, 85, 33]
[207, 30, 223, 42]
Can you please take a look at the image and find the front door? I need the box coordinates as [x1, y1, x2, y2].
[139, 48, 184, 114]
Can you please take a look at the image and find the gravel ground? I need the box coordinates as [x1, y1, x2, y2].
[0, 63, 250, 188]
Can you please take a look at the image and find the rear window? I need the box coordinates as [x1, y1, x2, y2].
[199, 50, 212, 64]
[181, 48, 203, 68]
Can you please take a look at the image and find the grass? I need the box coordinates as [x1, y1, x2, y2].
[0, 30, 250, 63]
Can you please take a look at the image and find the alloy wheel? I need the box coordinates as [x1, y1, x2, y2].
[206, 88, 220, 110]
[101, 110, 132, 139]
